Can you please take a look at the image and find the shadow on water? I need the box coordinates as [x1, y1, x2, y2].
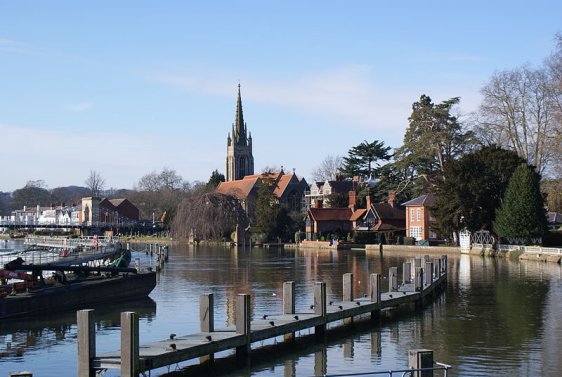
[0, 297, 156, 359]
[160, 293, 447, 377]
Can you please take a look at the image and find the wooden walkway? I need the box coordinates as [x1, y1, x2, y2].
[78, 255, 448, 377]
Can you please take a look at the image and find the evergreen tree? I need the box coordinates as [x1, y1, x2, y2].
[341, 140, 391, 178]
[493, 164, 548, 244]
[432, 145, 525, 241]
[394, 95, 475, 193]
[207, 169, 225, 189]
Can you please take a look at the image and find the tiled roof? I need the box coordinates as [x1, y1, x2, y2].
[372, 203, 405, 221]
[328, 180, 356, 194]
[217, 177, 259, 200]
[307, 208, 354, 221]
[349, 208, 367, 221]
[402, 193, 435, 207]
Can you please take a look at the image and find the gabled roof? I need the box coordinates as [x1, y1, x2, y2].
[402, 193, 435, 207]
[217, 177, 259, 200]
[349, 208, 367, 221]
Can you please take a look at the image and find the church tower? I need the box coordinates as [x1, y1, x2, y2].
[226, 84, 254, 181]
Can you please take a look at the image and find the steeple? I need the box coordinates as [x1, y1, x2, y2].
[226, 84, 254, 181]
[233, 83, 247, 145]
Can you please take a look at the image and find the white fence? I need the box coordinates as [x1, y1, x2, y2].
[472, 243, 562, 255]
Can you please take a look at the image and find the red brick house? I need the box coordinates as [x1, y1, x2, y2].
[304, 192, 405, 240]
[99, 198, 140, 223]
[402, 193, 438, 241]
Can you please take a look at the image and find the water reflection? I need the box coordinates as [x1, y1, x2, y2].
[0, 297, 156, 361]
[0, 244, 560, 377]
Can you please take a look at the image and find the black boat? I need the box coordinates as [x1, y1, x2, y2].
[0, 257, 156, 320]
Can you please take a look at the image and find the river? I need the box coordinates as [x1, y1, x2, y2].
[0, 241, 560, 376]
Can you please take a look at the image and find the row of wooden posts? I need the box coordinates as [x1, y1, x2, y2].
[77, 255, 448, 377]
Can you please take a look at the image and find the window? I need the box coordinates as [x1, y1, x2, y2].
[410, 226, 422, 240]
[416, 208, 421, 221]
[410, 208, 415, 221]
[238, 156, 247, 179]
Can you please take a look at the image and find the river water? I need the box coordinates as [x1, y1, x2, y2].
[0, 241, 561, 376]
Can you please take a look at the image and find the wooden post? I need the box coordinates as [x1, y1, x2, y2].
[283, 281, 295, 341]
[343, 273, 353, 325]
[408, 349, 434, 377]
[120, 311, 139, 377]
[433, 258, 440, 279]
[388, 267, 398, 292]
[314, 282, 326, 338]
[425, 262, 433, 285]
[369, 273, 381, 304]
[200, 294, 214, 332]
[200, 293, 214, 363]
[235, 294, 251, 358]
[343, 273, 353, 301]
[402, 262, 412, 285]
[414, 267, 423, 292]
[283, 281, 295, 314]
[441, 255, 448, 275]
[77, 309, 95, 377]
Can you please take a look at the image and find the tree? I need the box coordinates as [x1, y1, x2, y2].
[170, 192, 247, 240]
[207, 169, 225, 189]
[494, 164, 548, 244]
[132, 168, 189, 222]
[311, 155, 343, 182]
[12, 180, 53, 208]
[432, 146, 526, 241]
[473, 35, 561, 177]
[395, 95, 475, 192]
[252, 174, 285, 241]
[341, 140, 391, 178]
[85, 171, 105, 197]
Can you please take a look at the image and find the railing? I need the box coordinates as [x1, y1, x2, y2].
[472, 243, 562, 255]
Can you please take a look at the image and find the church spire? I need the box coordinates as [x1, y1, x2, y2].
[233, 84, 246, 145]
[226, 83, 254, 181]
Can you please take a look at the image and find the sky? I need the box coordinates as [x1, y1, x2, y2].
[0, 1, 560, 192]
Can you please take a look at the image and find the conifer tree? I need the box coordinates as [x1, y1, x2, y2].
[493, 164, 548, 244]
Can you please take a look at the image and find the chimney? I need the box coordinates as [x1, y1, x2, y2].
[388, 191, 397, 207]
[348, 191, 356, 209]
[313, 199, 323, 209]
[366, 195, 372, 209]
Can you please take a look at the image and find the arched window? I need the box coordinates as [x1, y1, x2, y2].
[288, 190, 301, 212]
[238, 156, 246, 179]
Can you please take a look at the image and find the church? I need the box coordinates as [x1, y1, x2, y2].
[226, 84, 254, 181]
[218, 85, 308, 213]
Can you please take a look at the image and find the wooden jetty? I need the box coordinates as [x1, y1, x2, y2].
[77, 255, 448, 377]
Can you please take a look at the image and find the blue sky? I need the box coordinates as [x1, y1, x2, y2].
[0, 1, 560, 191]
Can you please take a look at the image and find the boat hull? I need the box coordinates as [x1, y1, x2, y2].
[0, 271, 157, 320]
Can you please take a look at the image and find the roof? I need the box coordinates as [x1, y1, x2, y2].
[349, 208, 367, 221]
[372, 203, 405, 221]
[218, 171, 304, 200]
[108, 198, 127, 207]
[327, 180, 356, 194]
[402, 193, 436, 207]
[307, 208, 354, 222]
[217, 177, 259, 200]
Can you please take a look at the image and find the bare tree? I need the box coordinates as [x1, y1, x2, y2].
[310, 155, 343, 182]
[473, 35, 561, 177]
[85, 171, 106, 197]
